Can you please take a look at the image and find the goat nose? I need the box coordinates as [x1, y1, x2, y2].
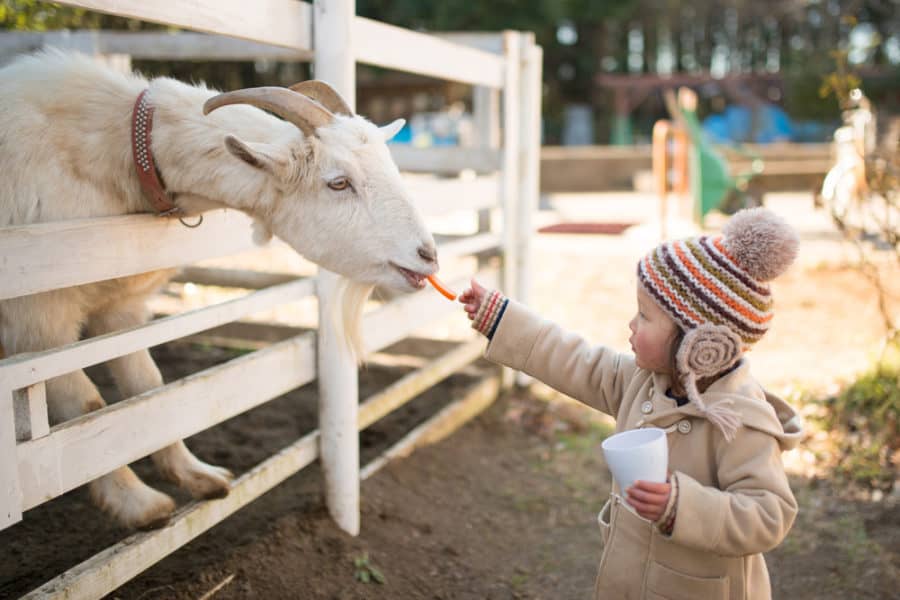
[418, 244, 438, 264]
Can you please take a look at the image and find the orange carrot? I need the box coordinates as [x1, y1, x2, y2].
[426, 274, 457, 301]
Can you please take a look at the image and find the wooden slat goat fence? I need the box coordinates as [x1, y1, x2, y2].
[0, 1, 541, 598]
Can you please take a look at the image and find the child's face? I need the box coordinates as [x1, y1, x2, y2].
[629, 286, 679, 373]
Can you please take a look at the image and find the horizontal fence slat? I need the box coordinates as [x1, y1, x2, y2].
[50, 0, 312, 52]
[392, 146, 502, 175]
[0, 30, 312, 61]
[358, 337, 485, 430]
[172, 267, 306, 290]
[0, 31, 505, 64]
[354, 17, 505, 88]
[17, 333, 316, 510]
[409, 177, 501, 217]
[361, 374, 499, 480]
[0, 210, 264, 301]
[433, 32, 504, 55]
[438, 233, 502, 260]
[21, 431, 320, 600]
[0, 278, 315, 390]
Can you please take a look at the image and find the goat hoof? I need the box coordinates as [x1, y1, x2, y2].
[90, 474, 175, 529]
[90, 468, 176, 530]
[119, 490, 176, 530]
[180, 463, 233, 500]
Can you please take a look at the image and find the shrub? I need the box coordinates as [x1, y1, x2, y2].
[814, 347, 900, 492]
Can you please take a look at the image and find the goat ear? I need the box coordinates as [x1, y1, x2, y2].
[224, 135, 291, 180]
[379, 118, 406, 142]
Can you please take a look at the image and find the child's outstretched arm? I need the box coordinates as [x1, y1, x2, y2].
[458, 280, 637, 419]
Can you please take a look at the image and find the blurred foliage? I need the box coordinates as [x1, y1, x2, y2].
[784, 70, 844, 123]
[3, 0, 898, 142]
[0, 0, 153, 31]
[811, 346, 900, 493]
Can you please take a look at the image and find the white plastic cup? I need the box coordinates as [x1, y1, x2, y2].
[601, 427, 668, 492]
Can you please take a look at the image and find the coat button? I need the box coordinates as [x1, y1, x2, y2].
[677, 419, 692, 434]
[641, 401, 653, 414]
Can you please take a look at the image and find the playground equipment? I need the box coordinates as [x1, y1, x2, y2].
[656, 89, 765, 233]
[651, 119, 689, 239]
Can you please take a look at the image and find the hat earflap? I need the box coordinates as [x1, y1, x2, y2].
[676, 323, 744, 441]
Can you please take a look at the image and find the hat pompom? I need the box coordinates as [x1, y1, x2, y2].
[722, 207, 799, 282]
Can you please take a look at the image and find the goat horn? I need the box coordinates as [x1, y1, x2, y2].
[203, 87, 333, 138]
[289, 80, 354, 116]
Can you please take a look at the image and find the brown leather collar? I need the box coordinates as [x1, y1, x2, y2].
[131, 89, 180, 216]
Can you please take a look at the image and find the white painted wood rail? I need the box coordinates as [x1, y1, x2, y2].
[45, 0, 314, 51]
[0, 1, 542, 596]
[0, 210, 263, 301]
[353, 17, 505, 88]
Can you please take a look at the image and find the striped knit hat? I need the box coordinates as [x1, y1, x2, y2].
[638, 207, 798, 348]
[637, 207, 799, 440]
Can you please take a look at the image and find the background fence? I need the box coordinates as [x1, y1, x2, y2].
[0, 1, 541, 598]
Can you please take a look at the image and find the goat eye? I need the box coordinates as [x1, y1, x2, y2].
[327, 177, 351, 191]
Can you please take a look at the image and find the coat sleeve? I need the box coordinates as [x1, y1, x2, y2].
[483, 298, 636, 417]
[667, 426, 798, 557]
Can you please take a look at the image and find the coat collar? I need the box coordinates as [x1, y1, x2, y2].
[645, 360, 803, 449]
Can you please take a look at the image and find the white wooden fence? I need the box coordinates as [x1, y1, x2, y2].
[0, 1, 541, 598]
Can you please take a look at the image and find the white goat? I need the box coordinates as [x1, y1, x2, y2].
[0, 51, 438, 529]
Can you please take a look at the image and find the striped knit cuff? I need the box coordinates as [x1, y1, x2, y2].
[472, 290, 508, 339]
[656, 474, 679, 536]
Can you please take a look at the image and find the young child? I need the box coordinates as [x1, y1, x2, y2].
[459, 207, 803, 600]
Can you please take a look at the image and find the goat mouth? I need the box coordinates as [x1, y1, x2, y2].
[391, 263, 428, 289]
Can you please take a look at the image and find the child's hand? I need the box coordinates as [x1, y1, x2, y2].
[458, 279, 487, 321]
[625, 480, 671, 522]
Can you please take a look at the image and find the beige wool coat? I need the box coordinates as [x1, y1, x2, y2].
[484, 299, 803, 600]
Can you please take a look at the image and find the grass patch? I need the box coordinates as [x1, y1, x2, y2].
[555, 422, 614, 453]
[352, 553, 386, 584]
[805, 345, 900, 492]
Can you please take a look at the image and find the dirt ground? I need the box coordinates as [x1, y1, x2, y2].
[3, 192, 900, 599]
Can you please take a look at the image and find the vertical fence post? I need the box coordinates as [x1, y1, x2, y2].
[514, 34, 543, 387]
[473, 84, 501, 271]
[0, 384, 23, 530]
[313, 0, 360, 536]
[500, 31, 521, 389]
[514, 33, 542, 313]
[13, 382, 50, 441]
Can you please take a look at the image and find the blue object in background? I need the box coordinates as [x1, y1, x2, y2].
[754, 104, 793, 143]
[702, 103, 798, 144]
[387, 121, 413, 145]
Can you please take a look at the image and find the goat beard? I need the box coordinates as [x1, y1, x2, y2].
[328, 277, 374, 363]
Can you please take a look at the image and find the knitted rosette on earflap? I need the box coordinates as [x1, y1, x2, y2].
[637, 207, 799, 440]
